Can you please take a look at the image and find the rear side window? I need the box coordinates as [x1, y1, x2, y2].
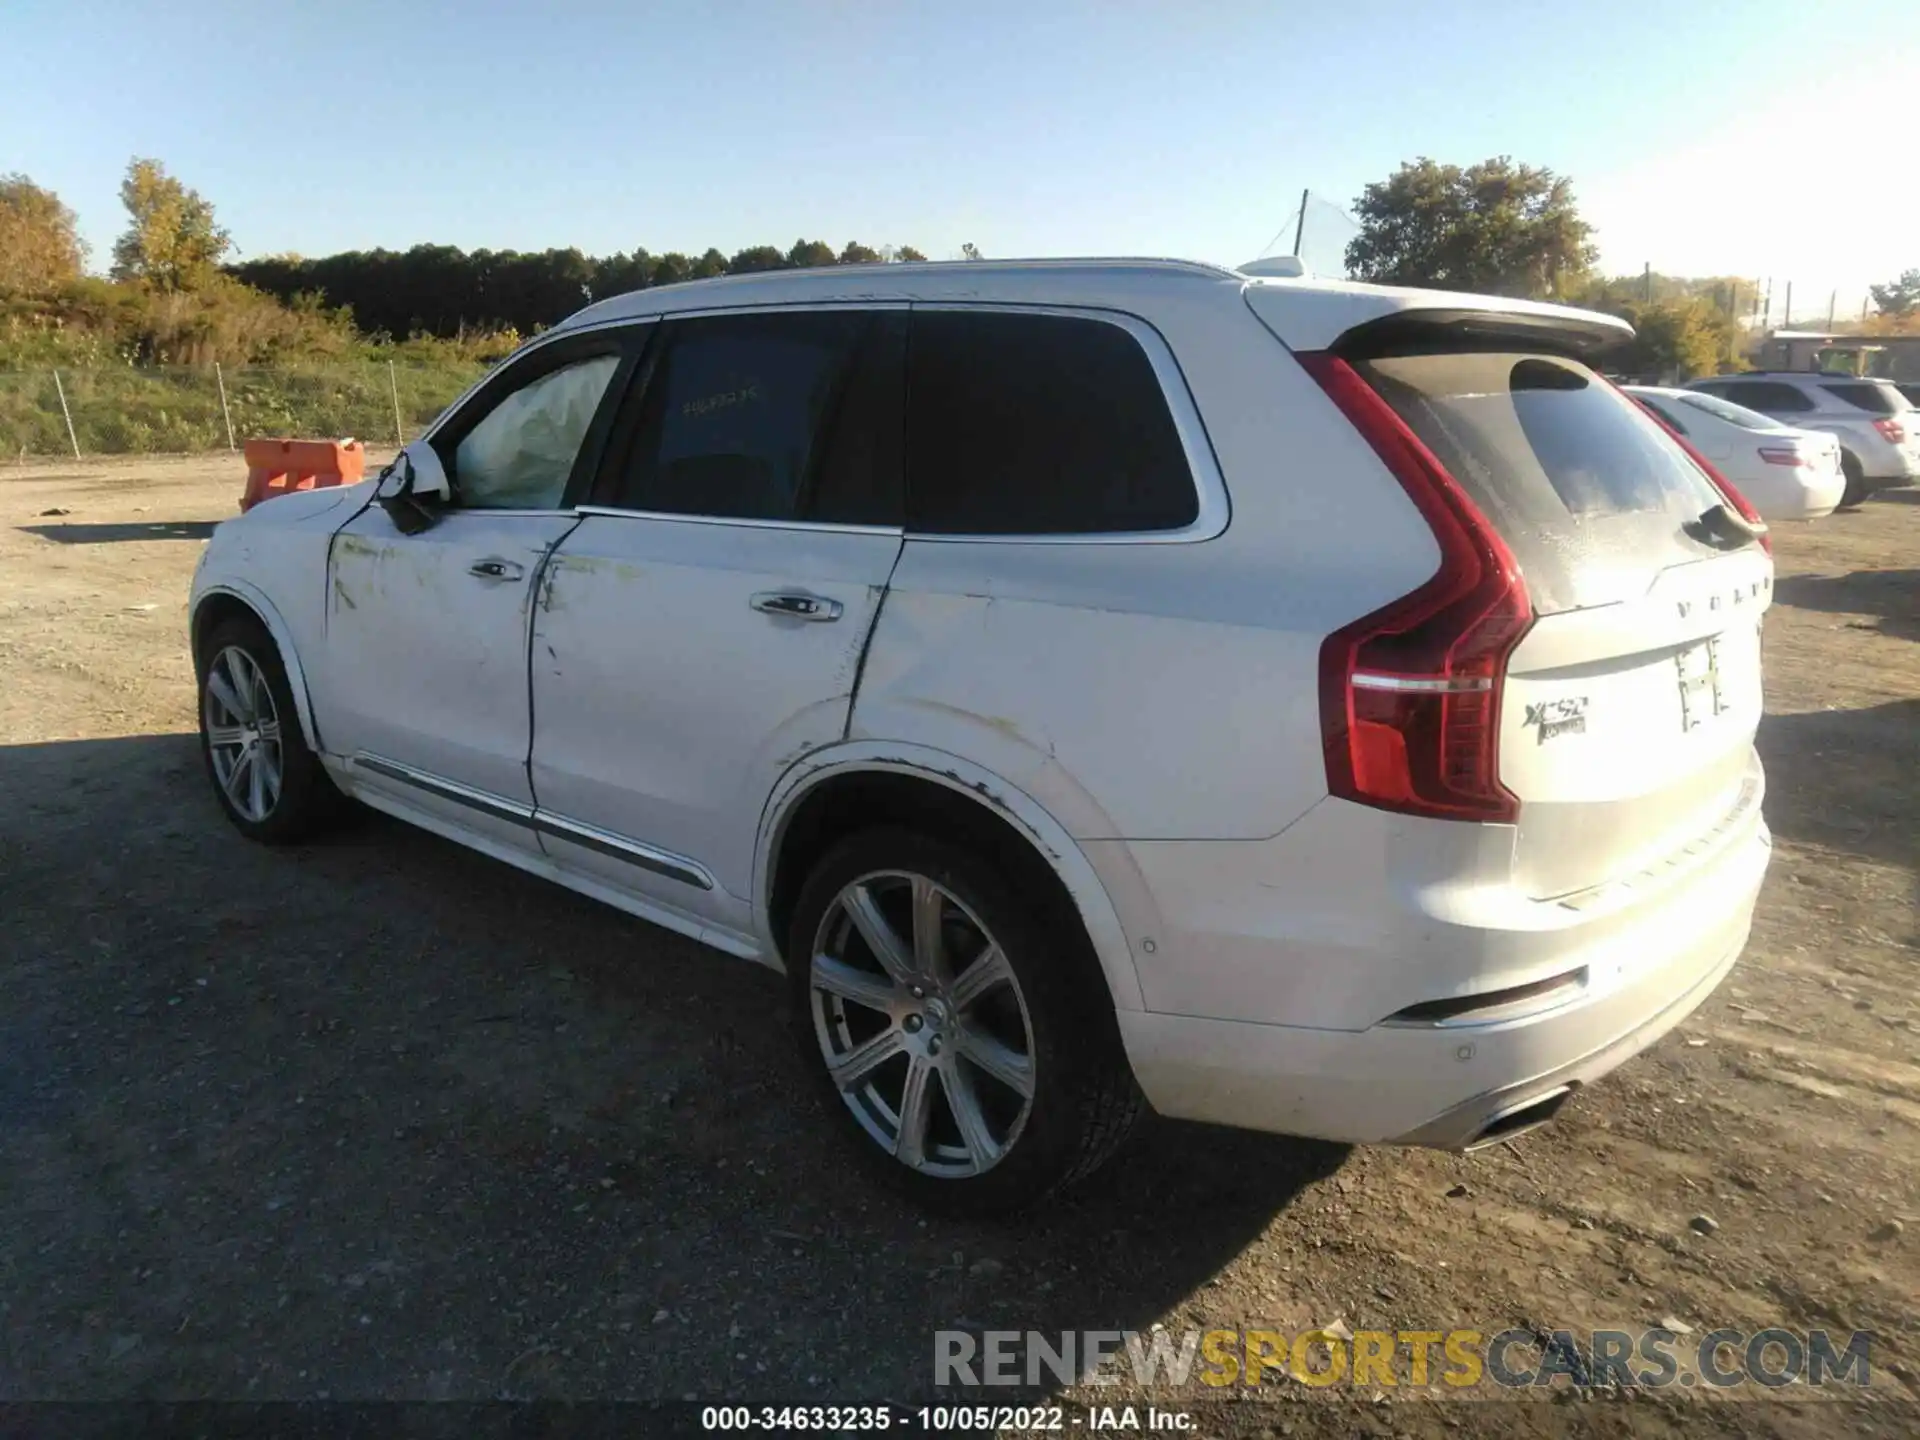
[1821, 381, 1910, 416]
[1356, 352, 1728, 613]
[599, 310, 904, 525]
[1721, 381, 1814, 413]
[906, 310, 1197, 534]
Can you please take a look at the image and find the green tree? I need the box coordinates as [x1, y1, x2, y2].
[110, 158, 230, 290]
[651, 252, 695, 287]
[693, 248, 730, 278]
[0, 174, 86, 292]
[1869, 269, 1920, 318]
[959, 242, 983, 261]
[839, 241, 882, 265]
[786, 238, 837, 269]
[728, 245, 788, 274]
[1346, 156, 1597, 299]
[892, 245, 928, 263]
[1609, 297, 1728, 380]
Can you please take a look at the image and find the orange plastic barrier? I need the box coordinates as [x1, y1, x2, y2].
[239, 438, 365, 512]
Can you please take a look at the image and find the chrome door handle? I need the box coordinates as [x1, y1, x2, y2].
[468, 557, 525, 582]
[750, 590, 843, 622]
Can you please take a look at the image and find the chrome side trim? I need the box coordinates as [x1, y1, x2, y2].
[572, 505, 903, 538]
[531, 811, 716, 891]
[352, 753, 534, 825]
[352, 753, 714, 892]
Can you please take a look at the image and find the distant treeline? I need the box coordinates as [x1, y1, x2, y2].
[229, 239, 932, 340]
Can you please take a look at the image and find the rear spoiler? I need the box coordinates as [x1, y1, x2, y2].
[1329, 307, 1631, 363]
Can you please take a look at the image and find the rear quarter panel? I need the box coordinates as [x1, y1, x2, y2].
[851, 289, 1440, 843]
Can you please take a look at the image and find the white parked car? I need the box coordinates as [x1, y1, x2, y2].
[1625, 385, 1845, 520]
[189, 261, 1774, 1213]
[1685, 372, 1920, 505]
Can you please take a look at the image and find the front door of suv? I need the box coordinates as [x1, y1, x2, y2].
[526, 307, 907, 932]
[320, 330, 638, 852]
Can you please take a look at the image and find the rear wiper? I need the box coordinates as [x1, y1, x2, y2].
[1684, 503, 1768, 551]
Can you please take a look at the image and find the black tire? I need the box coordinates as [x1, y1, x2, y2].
[786, 826, 1141, 1216]
[1839, 452, 1866, 508]
[196, 613, 342, 844]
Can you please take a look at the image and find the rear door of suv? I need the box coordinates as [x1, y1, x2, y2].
[525, 307, 909, 920]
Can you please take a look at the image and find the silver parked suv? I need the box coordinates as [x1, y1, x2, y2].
[1686, 371, 1920, 505]
[190, 260, 1775, 1213]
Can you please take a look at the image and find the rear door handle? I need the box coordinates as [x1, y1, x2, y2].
[750, 590, 843, 622]
[468, 557, 525, 582]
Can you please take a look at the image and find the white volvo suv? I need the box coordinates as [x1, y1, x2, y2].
[189, 260, 1774, 1213]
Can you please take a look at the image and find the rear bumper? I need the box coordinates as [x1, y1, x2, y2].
[1113, 795, 1771, 1149]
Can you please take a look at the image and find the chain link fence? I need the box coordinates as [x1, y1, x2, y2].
[0, 362, 491, 460]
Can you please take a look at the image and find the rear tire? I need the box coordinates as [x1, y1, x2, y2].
[787, 826, 1141, 1215]
[1839, 452, 1866, 508]
[197, 613, 342, 844]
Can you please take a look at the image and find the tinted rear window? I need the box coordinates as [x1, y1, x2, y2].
[1821, 381, 1910, 416]
[1356, 352, 1731, 613]
[906, 310, 1198, 534]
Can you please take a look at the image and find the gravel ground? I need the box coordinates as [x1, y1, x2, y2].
[1, 455, 1914, 1437]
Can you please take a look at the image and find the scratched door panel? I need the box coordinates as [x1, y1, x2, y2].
[527, 515, 900, 911]
[320, 507, 578, 850]
[1498, 548, 1772, 901]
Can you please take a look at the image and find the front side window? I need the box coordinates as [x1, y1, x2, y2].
[449, 354, 621, 509]
[905, 310, 1198, 535]
[1724, 381, 1813, 413]
[598, 310, 904, 525]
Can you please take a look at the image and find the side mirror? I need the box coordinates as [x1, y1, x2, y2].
[375, 440, 451, 534]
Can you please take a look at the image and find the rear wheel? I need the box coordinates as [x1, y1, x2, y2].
[197, 614, 342, 843]
[1839, 452, 1866, 508]
[787, 826, 1140, 1215]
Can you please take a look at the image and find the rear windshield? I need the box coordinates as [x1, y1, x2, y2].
[1821, 381, 1910, 415]
[1355, 352, 1732, 613]
[1677, 391, 1778, 431]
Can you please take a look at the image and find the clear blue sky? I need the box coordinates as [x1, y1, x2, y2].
[5, 0, 1915, 315]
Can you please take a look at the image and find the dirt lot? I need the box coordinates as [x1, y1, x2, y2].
[1, 454, 1915, 1436]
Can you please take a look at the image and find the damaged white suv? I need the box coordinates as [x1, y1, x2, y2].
[190, 259, 1773, 1213]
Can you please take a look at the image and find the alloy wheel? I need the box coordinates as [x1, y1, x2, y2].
[203, 645, 284, 823]
[809, 870, 1037, 1177]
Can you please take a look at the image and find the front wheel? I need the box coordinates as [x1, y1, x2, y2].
[197, 614, 342, 843]
[787, 827, 1141, 1215]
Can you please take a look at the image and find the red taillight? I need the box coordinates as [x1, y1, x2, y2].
[1623, 385, 1772, 554]
[1297, 352, 1531, 824]
[1757, 446, 1810, 467]
[1873, 417, 1907, 444]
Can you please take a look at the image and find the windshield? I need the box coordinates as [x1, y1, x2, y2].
[1677, 391, 1781, 431]
[1356, 352, 1733, 613]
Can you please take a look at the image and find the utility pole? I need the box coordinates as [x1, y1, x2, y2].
[1644, 261, 1653, 302]
[1827, 290, 1837, 330]
[1762, 277, 1772, 328]
[1291, 189, 1308, 258]
[1783, 281, 1792, 328]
